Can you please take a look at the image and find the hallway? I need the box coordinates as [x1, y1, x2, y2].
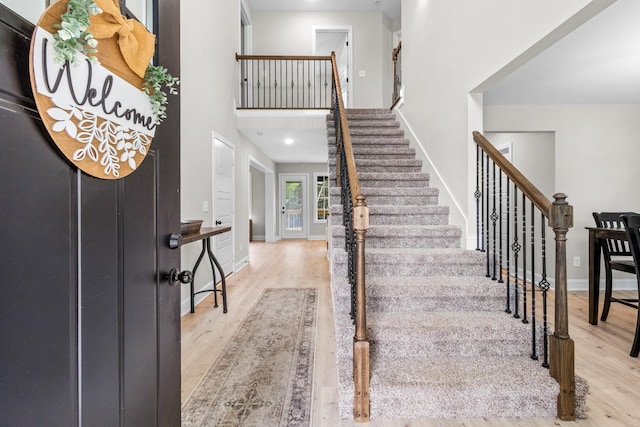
[181, 241, 640, 426]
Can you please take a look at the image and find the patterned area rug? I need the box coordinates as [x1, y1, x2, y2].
[182, 288, 317, 427]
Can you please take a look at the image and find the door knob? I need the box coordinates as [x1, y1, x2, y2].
[163, 267, 193, 287]
[215, 220, 222, 225]
[168, 233, 182, 249]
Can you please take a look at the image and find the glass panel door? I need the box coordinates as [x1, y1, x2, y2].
[280, 174, 307, 239]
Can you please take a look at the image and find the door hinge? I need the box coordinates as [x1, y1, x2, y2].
[346, 41, 349, 46]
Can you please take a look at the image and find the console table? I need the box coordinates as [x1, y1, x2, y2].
[182, 226, 231, 313]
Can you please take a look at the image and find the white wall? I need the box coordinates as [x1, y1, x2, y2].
[0, 0, 45, 23]
[398, 0, 604, 243]
[485, 104, 640, 287]
[250, 11, 392, 108]
[250, 167, 266, 240]
[180, 0, 276, 309]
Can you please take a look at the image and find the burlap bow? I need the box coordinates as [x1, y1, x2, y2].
[89, 0, 155, 78]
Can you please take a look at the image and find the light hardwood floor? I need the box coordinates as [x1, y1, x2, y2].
[181, 240, 640, 426]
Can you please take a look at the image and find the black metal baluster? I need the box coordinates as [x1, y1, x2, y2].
[491, 160, 498, 280]
[307, 60, 312, 108]
[267, 59, 270, 107]
[539, 213, 550, 368]
[530, 200, 538, 360]
[287, 60, 291, 108]
[498, 169, 504, 283]
[475, 145, 481, 251]
[505, 177, 511, 313]
[480, 150, 485, 253]
[485, 152, 490, 276]
[279, 59, 283, 107]
[522, 192, 528, 324]
[254, 59, 260, 108]
[512, 187, 520, 319]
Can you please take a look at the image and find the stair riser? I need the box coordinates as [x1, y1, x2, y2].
[334, 293, 505, 314]
[341, 122, 400, 129]
[330, 194, 439, 206]
[335, 334, 539, 360]
[359, 179, 429, 188]
[327, 137, 410, 146]
[331, 214, 449, 226]
[332, 260, 484, 277]
[328, 163, 423, 174]
[361, 390, 556, 419]
[327, 114, 397, 121]
[328, 128, 404, 138]
[367, 236, 460, 249]
[331, 227, 460, 248]
[329, 149, 416, 159]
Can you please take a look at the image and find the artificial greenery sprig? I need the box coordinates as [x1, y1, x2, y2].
[143, 64, 180, 124]
[52, 0, 102, 66]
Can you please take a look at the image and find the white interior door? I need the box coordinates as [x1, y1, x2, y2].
[314, 27, 352, 107]
[214, 137, 234, 276]
[280, 174, 307, 239]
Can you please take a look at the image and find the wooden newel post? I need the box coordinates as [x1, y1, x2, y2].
[353, 195, 370, 422]
[548, 193, 575, 421]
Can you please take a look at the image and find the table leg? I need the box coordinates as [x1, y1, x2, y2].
[206, 238, 228, 313]
[190, 240, 207, 313]
[588, 229, 602, 325]
[205, 238, 218, 308]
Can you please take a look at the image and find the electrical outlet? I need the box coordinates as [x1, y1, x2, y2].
[202, 201, 209, 213]
[573, 256, 581, 267]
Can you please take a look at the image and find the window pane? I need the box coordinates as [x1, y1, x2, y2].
[315, 174, 328, 222]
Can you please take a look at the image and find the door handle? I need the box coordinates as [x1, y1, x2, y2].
[215, 220, 222, 225]
[163, 267, 193, 287]
[168, 233, 182, 249]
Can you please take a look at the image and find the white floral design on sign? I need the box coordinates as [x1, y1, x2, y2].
[47, 97, 151, 177]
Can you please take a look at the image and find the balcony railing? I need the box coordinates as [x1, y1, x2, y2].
[235, 54, 333, 109]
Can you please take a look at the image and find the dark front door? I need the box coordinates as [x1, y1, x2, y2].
[0, 2, 181, 426]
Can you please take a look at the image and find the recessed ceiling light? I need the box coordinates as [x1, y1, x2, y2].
[284, 138, 294, 145]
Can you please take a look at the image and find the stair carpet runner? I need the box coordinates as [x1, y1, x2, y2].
[327, 109, 561, 420]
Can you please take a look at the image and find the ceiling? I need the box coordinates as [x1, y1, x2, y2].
[242, 0, 640, 164]
[246, 0, 402, 19]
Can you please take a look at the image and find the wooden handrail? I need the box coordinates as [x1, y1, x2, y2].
[391, 41, 402, 107]
[473, 131, 552, 216]
[236, 53, 332, 61]
[392, 41, 402, 61]
[331, 53, 362, 205]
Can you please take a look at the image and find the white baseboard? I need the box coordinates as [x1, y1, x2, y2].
[235, 256, 249, 272]
[252, 235, 265, 241]
[568, 278, 637, 292]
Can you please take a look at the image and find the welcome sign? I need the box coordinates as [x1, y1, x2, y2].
[29, 0, 158, 179]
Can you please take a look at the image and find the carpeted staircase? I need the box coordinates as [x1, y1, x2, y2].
[326, 109, 565, 420]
